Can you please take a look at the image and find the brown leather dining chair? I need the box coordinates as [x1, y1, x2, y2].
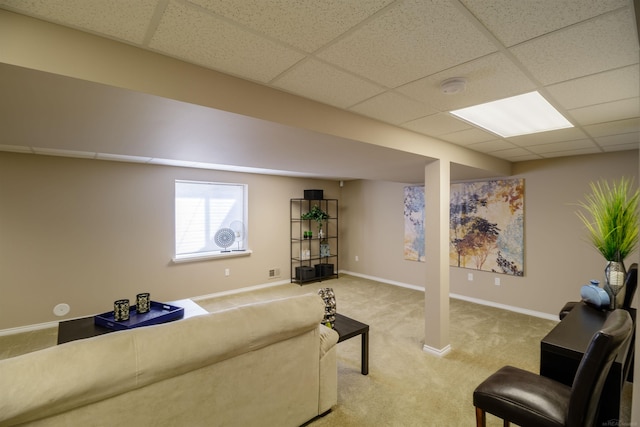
[473, 309, 632, 427]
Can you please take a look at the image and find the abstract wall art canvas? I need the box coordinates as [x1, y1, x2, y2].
[450, 179, 524, 275]
[404, 185, 425, 262]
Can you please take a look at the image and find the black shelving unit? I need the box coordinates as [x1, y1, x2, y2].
[290, 198, 338, 285]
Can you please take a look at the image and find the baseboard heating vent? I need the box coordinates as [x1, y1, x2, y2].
[268, 268, 281, 279]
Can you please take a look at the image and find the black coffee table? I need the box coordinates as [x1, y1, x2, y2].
[333, 313, 369, 375]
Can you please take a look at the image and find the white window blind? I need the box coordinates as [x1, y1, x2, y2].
[175, 180, 247, 260]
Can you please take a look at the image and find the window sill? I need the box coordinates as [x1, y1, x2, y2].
[172, 249, 252, 264]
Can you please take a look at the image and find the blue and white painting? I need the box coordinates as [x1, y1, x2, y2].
[404, 186, 425, 262]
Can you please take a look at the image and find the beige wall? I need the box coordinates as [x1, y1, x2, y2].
[458, 150, 639, 315]
[3, 150, 638, 329]
[340, 179, 427, 285]
[0, 152, 340, 329]
[341, 150, 639, 317]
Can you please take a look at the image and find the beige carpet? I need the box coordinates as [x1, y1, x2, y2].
[197, 274, 632, 426]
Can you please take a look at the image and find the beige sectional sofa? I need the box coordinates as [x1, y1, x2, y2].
[0, 293, 339, 426]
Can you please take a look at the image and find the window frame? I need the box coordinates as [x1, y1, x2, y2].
[173, 179, 251, 263]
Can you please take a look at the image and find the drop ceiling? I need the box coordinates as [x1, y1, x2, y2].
[0, 0, 638, 181]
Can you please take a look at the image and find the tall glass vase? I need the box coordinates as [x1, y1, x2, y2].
[604, 260, 626, 309]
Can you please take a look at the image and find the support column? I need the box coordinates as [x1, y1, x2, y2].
[423, 159, 451, 356]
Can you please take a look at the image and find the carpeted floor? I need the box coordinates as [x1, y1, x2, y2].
[196, 274, 633, 426]
[1, 274, 632, 426]
[198, 275, 631, 427]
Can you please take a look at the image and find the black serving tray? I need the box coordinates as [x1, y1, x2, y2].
[94, 301, 184, 331]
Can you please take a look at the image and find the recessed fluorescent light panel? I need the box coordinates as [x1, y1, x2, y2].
[450, 91, 573, 138]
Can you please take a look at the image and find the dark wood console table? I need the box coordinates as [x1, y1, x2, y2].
[57, 299, 208, 345]
[540, 303, 635, 425]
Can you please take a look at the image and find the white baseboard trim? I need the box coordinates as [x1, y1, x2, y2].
[450, 293, 559, 322]
[0, 321, 59, 337]
[191, 279, 291, 302]
[340, 270, 558, 322]
[423, 343, 452, 357]
[0, 280, 293, 337]
[339, 270, 424, 292]
[1, 274, 557, 337]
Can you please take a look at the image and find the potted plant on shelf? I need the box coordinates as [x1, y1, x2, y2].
[576, 177, 640, 309]
[301, 205, 329, 238]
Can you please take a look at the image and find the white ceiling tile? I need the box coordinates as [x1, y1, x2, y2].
[540, 147, 602, 158]
[467, 140, 518, 153]
[584, 118, 640, 137]
[189, 0, 393, 52]
[505, 154, 544, 161]
[507, 127, 588, 146]
[350, 92, 436, 125]
[460, 0, 629, 47]
[397, 53, 536, 111]
[440, 128, 496, 145]
[602, 144, 640, 152]
[317, 0, 497, 87]
[149, 1, 304, 83]
[1, 0, 638, 167]
[595, 132, 640, 147]
[0, 0, 157, 44]
[510, 8, 638, 85]
[527, 138, 597, 154]
[491, 147, 531, 157]
[402, 113, 470, 136]
[491, 147, 538, 160]
[273, 59, 384, 108]
[569, 98, 640, 125]
[546, 65, 640, 110]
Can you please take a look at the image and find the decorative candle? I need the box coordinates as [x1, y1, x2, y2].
[136, 293, 151, 314]
[114, 299, 130, 321]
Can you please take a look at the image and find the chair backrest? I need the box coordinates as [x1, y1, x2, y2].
[622, 263, 638, 309]
[566, 309, 632, 427]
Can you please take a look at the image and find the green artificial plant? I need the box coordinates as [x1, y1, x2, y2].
[301, 205, 329, 223]
[575, 177, 640, 262]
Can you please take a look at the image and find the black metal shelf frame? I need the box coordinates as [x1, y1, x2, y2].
[290, 198, 338, 285]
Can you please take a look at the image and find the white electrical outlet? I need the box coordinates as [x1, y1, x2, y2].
[468, 273, 473, 281]
[225, 268, 230, 276]
[495, 277, 501, 286]
[355, 255, 359, 262]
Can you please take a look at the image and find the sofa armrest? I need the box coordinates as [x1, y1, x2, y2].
[319, 324, 339, 357]
[318, 325, 339, 413]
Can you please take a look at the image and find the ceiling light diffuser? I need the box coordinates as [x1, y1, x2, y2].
[450, 91, 573, 138]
